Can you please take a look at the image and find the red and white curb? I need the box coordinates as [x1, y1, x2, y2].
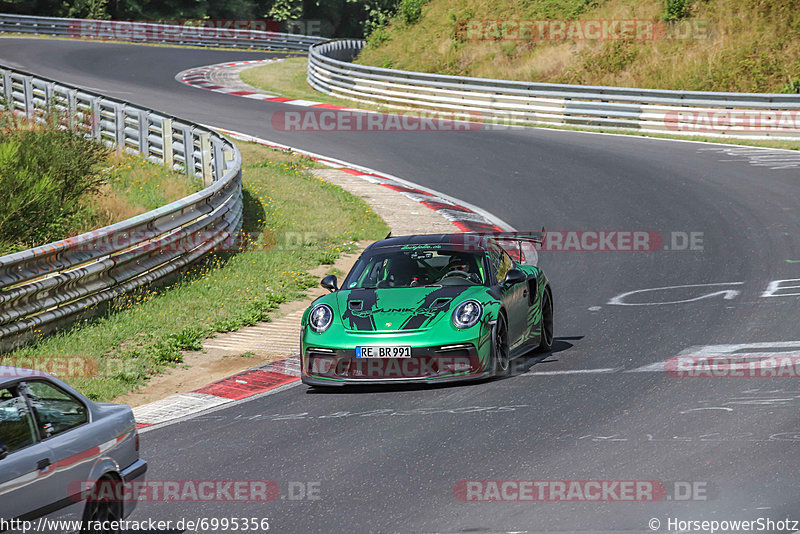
[134, 356, 300, 429]
[212, 127, 511, 234]
[176, 59, 359, 110]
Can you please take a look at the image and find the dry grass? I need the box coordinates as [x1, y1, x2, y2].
[357, 0, 800, 93]
[82, 183, 145, 230]
[69, 152, 200, 237]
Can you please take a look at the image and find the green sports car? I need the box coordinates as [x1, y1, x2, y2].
[300, 232, 553, 386]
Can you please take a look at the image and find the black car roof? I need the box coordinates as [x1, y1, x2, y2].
[367, 234, 492, 252]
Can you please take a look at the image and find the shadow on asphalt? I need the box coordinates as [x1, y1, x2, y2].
[303, 336, 581, 394]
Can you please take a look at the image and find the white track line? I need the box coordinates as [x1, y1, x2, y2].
[523, 367, 623, 376]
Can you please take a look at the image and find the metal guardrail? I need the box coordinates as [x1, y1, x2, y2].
[0, 65, 243, 351]
[0, 13, 331, 351]
[5, 13, 795, 140]
[308, 40, 800, 140]
[0, 13, 327, 51]
[0, 13, 795, 349]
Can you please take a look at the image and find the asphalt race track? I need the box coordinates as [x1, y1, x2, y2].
[2, 38, 800, 532]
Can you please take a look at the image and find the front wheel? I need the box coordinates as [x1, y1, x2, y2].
[492, 314, 510, 377]
[537, 287, 554, 353]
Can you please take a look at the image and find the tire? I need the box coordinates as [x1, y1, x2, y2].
[537, 287, 554, 353]
[492, 313, 510, 377]
[81, 476, 123, 534]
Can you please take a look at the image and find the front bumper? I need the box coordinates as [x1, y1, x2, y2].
[301, 344, 491, 386]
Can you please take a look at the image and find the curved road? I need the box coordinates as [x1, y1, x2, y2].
[2, 38, 800, 532]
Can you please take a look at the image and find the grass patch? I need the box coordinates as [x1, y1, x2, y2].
[0, 142, 388, 401]
[73, 152, 202, 236]
[356, 0, 800, 94]
[240, 57, 393, 110]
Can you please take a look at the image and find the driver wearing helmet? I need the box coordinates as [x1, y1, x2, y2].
[445, 254, 471, 274]
[440, 253, 483, 284]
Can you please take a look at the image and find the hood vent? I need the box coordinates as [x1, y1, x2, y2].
[432, 298, 452, 308]
[348, 300, 363, 311]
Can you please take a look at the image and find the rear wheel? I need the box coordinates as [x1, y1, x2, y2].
[81, 476, 122, 534]
[492, 313, 510, 377]
[537, 287, 554, 352]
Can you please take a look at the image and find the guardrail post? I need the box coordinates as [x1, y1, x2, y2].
[224, 147, 234, 171]
[114, 103, 125, 151]
[138, 109, 149, 156]
[90, 97, 101, 140]
[212, 138, 224, 180]
[22, 75, 33, 117]
[1, 70, 11, 110]
[182, 127, 194, 175]
[161, 118, 173, 167]
[43, 82, 54, 115]
[67, 89, 77, 131]
[199, 132, 213, 186]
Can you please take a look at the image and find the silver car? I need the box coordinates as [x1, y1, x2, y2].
[0, 367, 146, 532]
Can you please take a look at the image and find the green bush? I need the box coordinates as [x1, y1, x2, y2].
[781, 77, 800, 94]
[663, 0, 690, 21]
[366, 24, 391, 47]
[397, 0, 429, 25]
[0, 118, 109, 251]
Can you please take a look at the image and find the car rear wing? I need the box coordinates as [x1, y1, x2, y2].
[450, 229, 546, 266]
[494, 229, 545, 266]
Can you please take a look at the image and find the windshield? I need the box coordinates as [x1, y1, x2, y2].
[342, 247, 486, 289]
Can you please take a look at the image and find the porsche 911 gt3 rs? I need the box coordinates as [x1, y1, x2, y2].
[300, 232, 553, 386]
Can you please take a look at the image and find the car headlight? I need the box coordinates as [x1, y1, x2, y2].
[309, 304, 334, 333]
[452, 300, 482, 329]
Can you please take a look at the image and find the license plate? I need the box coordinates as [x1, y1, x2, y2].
[355, 346, 412, 358]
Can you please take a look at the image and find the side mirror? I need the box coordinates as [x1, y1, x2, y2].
[502, 269, 526, 287]
[0, 442, 8, 460]
[321, 275, 338, 292]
